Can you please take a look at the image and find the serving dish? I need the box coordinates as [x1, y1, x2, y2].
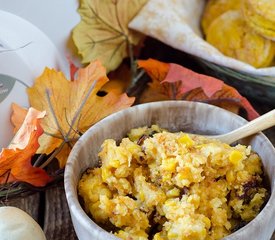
[64, 101, 275, 240]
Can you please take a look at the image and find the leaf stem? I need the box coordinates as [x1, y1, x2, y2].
[65, 108, 81, 137]
[40, 141, 66, 169]
[66, 80, 97, 138]
[129, 69, 145, 89]
[45, 89, 68, 142]
[39, 80, 98, 169]
[33, 154, 46, 167]
[128, 42, 137, 81]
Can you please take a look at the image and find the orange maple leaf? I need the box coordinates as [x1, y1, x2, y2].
[12, 60, 135, 168]
[138, 59, 169, 83]
[11, 103, 28, 133]
[137, 59, 171, 101]
[0, 108, 51, 187]
[138, 58, 259, 120]
[184, 85, 259, 120]
[70, 61, 132, 95]
[164, 63, 223, 98]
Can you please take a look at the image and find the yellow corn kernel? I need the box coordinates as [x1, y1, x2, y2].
[101, 187, 112, 197]
[201, 228, 207, 238]
[164, 199, 177, 207]
[229, 150, 243, 165]
[225, 221, 231, 230]
[176, 172, 187, 182]
[162, 158, 177, 172]
[178, 134, 194, 147]
[179, 167, 191, 179]
[226, 170, 235, 183]
[127, 143, 139, 152]
[167, 232, 178, 238]
[162, 173, 172, 182]
[175, 172, 191, 187]
[153, 233, 165, 240]
[139, 191, 145, 201]
[101, 168, 110, 182]
[187, 195, 200, 209]
[109, 159, 120, 168]
[203, 216, 211, 229]
[151, 124, 161, 132]
[166, 188, 180, 198]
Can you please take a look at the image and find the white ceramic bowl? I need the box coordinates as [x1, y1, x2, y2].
[64, 101, 275, 240]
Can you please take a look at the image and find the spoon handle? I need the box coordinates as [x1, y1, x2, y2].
[212, 109, 275, 144]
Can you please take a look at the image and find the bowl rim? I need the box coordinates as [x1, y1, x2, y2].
[64, 100, 275, 239]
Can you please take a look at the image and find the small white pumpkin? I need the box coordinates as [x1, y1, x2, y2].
[0, 206, 46, 240]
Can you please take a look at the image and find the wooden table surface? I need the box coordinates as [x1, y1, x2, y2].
[1, 40, 274, 240]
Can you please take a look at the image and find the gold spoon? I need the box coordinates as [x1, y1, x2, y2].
[207, 109, 275, 144]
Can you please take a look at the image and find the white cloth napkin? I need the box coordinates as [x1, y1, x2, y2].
[129, 0, 275, 78]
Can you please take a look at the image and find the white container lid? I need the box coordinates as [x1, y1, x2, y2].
[0, 10, 66, 148]
[0, 0, 81, 67]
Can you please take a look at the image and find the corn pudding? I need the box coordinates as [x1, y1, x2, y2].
[78, 125, 268, 240]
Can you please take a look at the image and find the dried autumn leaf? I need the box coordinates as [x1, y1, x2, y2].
[73, 0, 147, 72]
[11, 103, 28, 133]
[104, 63, 132, 95]
[137, 59, 170, 101]
[138, 58, 169, 86]
[26, 60, 134, 167]
[183, 87, 240, 114]
[164, 63, 223, 98]
[0, 108, 51, 187]
[70, 59, 131, 95]
[184, 85, 259, 120]
[138, 58, 259, 120]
